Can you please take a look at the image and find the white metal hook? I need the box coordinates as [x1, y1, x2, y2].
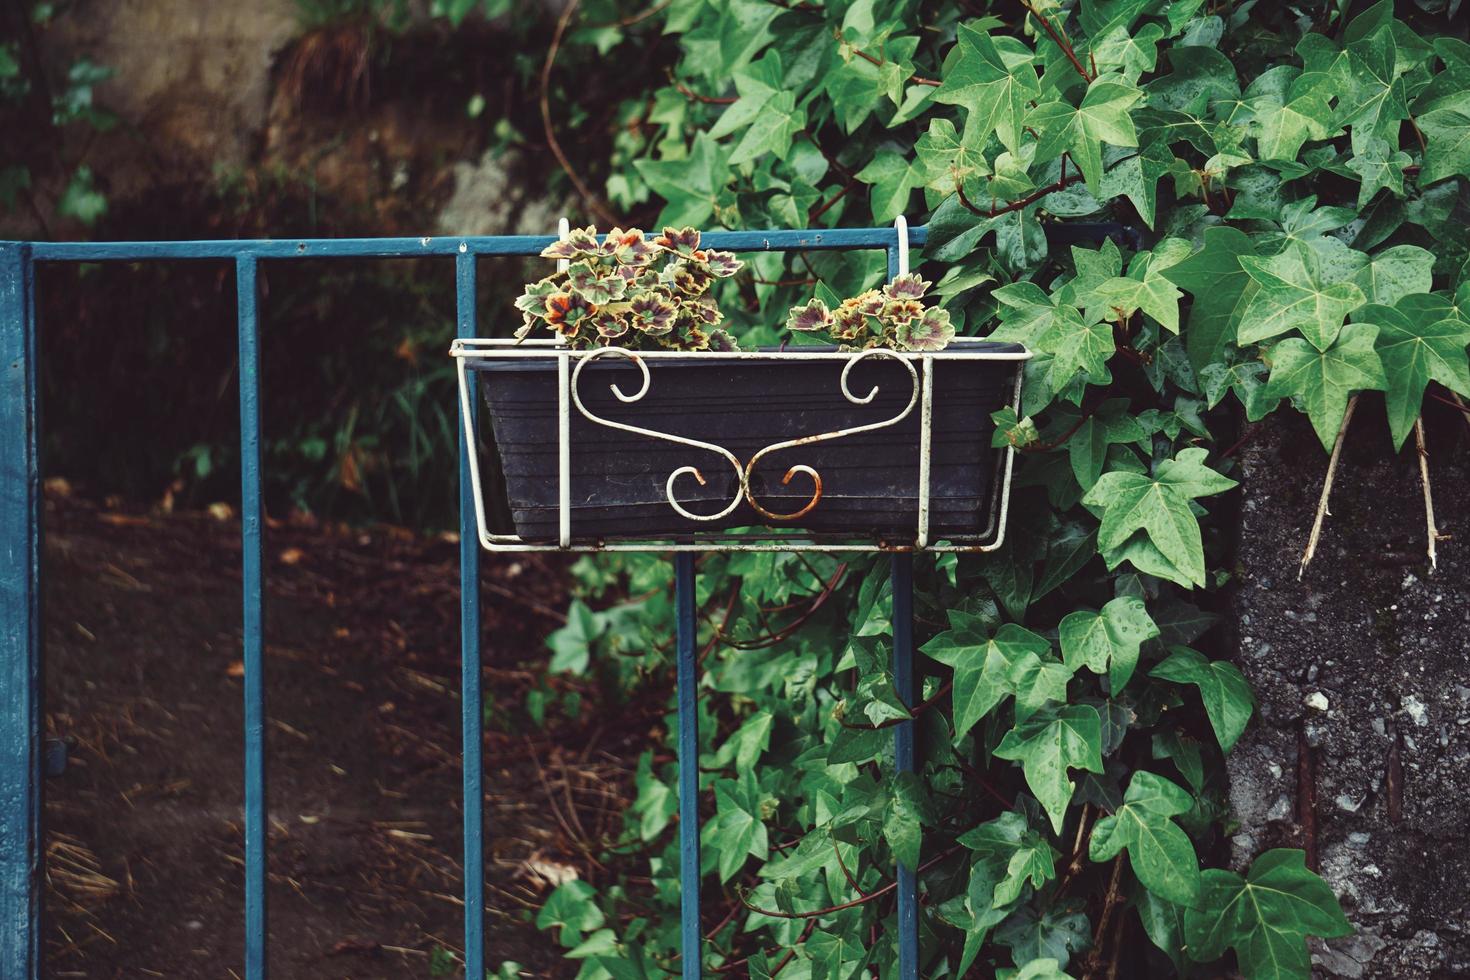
[556, 216, 571, 273]
[893, 215, 909, 278]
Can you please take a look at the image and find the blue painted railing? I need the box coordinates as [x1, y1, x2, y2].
[0, 224, 928, 979]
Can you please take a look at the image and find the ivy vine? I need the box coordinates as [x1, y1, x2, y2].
[519, 1, 1470, 977]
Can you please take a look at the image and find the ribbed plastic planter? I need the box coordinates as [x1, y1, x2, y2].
[468, 340, 1025, 542]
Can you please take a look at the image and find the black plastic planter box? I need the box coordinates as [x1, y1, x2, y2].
[467, 340, 1024, 543]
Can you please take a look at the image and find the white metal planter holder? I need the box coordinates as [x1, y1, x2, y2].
[450, 217, 1032, 554]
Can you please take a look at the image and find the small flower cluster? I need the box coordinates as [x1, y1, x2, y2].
[784, 274, 956, 352]
[515, 226, 743, 351]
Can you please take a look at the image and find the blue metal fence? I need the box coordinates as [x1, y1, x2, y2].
[0, 224, 928, 979]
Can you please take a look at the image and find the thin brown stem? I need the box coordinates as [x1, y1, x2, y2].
[1020, 0, 1094, 82]
[839, 31, 943, 86]
[838, 679, 954, 731]
[1082, 853, 1125, 979]
[809, 180, 857, 223]
[739, 846, 961, 919]
[1414, 415, 1441, 570]
[671, 74, 738, 104]
[584, 0, 671, 28]
[833, 839, 868, 897]
[1300, 393, 1358, 579]
[540, 0, 618, 226]
[954, 156, 1085, 219]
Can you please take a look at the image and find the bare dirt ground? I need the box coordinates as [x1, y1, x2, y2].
[1229, 399, 1470, 978]
[41, 491, 651, 979]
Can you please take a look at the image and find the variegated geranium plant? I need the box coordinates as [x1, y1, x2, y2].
[784, 273, 956, 351]
[515, 226, 742, 352]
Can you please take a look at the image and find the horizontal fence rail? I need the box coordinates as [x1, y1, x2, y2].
[2, 224, 935, 980]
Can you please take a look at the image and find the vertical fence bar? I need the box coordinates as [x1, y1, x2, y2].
[891, 553, 918, 978]
[674, 552, 701, 979]
[0, 242, 41, 980]
[236, 255, 268, 980]
[456, 250, 486, 978]
[888, 233, 920, 979]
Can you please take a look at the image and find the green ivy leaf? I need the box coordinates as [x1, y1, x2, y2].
[1352, 244, 1433, 307]
[855, 151, 925, 223]
[1360, 301, 1470, 449]
[1414, 93, 1470, 185]
[1089, 257, 1183, 333]
[1237, 242, 1367, 351]
[996, 959, 1077, 980]
[914, 116, 990, 194]
[1135, 889, 1189, 974]
[729, 90, 806, 165]
[1260, 324, 1387, 451]
[996, 905, 1091, 970]
[1060, 399, 1147, 491]
[923, 623, 1049, 742]
[932, 25, 1039, 153]
[707, 50, 785, 140]
[536, 880, 605, 946]
[1082, 448, 1237, 589]
[1058, 595, 1159, 692]
[1088, 771, 1201, 906]
[1030, 77, 1144, 194]
[711, 770, 770, 883]
[1340, 27, 1408, 153]
[633, 133, 732, 227]
[1183, 849, 1352, 980]
[994, 705, 1104, 834]
[1167, 226, 1259, 374]
[55, 166, 107, 226]
[1150, 646, 1254, 752]
[957, 810, 1059, 908]
[1247, 69, 1333, 162]
[1344, 137, 1409, 210]
[547, 600, 605, 675]
[884, 771, 934, 871]
[993, 283, 1115, 397]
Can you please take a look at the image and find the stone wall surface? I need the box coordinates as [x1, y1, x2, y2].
[49, 0, 300, 192]
[1230, 406, 1470, 979]
[22, 0, 563, 238]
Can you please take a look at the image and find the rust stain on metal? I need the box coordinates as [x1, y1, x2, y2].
[745, 465, 822, 521]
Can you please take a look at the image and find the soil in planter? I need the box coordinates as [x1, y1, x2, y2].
[471, 342, 1023, 542]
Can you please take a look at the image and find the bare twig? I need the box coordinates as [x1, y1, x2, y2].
[1082, 853, 1125, 979]
[840, 32, 942, 86]
[540, 0, 618, 226]
[1413, 416, 1441, 571]
[953, 157, 1085, 219]
[809, 180, 857, 223]
[585, 0, 670, 28]
[1300, 394, 1358, 579]
[838, 678, 953, 731]
[832, 838, 868, 897]
[1020, 0, 1094, 82]
[739, 846, 961, 919]
[1433, 390, 1470, 435]
[670, 72, 738, 104]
